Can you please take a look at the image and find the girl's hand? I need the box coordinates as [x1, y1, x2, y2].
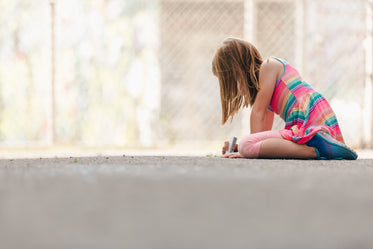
[223, 152, 243, 158]
[222, 141, 238, 155]
[222, 141, 229, 155]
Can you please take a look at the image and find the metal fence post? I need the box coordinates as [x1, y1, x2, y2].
[50, 0, 56, 145]
[242, 0, 255, 135]
[295, 0, 305, 74]
[364, 0, 373, 148]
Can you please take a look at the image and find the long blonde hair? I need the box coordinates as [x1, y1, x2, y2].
[212, 38, 263, 125]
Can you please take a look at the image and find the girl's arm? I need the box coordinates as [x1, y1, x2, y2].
[264, 109, 274, 131]
[250, 60, 279, 134]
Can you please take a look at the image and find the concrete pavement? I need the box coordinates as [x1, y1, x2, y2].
[1, 156, 373, 249]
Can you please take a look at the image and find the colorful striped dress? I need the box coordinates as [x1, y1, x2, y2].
[269, 58, 345, 144]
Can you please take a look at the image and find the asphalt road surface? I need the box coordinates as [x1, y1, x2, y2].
[1, 156, 373, 249]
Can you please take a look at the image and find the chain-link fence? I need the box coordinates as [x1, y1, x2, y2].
[0, 0, 371, 149]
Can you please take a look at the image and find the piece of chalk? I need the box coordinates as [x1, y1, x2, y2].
[226, 136, 237, 154]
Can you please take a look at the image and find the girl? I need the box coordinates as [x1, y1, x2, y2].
[212, 37, 357, 160]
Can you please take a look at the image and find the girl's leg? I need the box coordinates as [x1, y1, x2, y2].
[259, 138, 317, 159]
[238, 130, 317, 159]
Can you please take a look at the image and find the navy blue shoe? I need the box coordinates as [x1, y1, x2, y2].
[306, 130, 358, 160]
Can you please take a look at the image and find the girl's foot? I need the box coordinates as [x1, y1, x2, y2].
[306, 130, 358, 160]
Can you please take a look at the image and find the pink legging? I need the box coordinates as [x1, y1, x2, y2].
[238, 130, 284, 158]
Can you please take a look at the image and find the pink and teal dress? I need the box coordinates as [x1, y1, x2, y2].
[269, 58, 345, 144]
